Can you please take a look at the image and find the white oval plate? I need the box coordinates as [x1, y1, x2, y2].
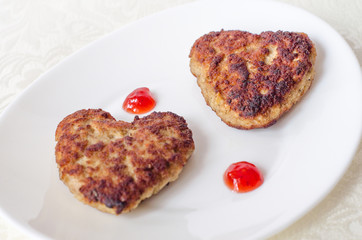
[0, 0, 361, 239]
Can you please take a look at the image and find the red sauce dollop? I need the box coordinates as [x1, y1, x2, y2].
[224, 161, 264, 193]
[122, 87, 156, 114]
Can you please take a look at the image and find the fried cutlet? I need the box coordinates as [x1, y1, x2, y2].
[189, 30, 316, 129]
[55, 109, 195, 214]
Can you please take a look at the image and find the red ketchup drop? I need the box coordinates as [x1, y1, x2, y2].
[224, 161, 264, 193]
[122, 87, 156, 114]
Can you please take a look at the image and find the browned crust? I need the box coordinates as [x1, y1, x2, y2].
[189, 30, 316, 129]
[55, 109, 195, 214]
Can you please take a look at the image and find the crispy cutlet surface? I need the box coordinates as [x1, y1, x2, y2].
[189, 30, 316, 129]
[55, 109, 194, 214]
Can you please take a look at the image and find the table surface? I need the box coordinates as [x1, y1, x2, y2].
[0, 0, 361, 239]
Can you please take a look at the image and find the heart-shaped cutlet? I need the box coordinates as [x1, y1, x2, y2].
[55, 109, 194, 214]
[189, 30, 316, 129]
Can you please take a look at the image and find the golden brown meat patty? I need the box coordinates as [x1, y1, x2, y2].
[189, 30, 316, 129]
[55, 109, 194, 214]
